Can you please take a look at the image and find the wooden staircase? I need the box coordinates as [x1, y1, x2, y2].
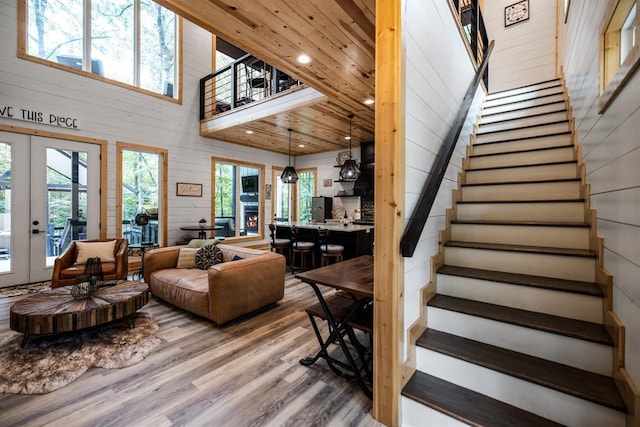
[401, 79, 637, 426]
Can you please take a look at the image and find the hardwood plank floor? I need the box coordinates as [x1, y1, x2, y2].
[0, 277, 382, 427]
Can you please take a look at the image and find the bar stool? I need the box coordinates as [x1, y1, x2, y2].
[318, 228, 344, 266]
[290, 225, 315, 271]
[269, 223, 290, 261]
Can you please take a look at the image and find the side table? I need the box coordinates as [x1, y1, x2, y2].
[129, 243, 159, 281]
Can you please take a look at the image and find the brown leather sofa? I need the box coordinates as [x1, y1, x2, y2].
[51, 238, 129, 288]
[143, 244, 286, 324]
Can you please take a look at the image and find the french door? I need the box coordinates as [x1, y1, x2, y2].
[0, 132, 101, 287]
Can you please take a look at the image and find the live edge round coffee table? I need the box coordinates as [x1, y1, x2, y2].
[9, 281, 149, 347]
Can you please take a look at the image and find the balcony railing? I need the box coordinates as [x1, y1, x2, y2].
[450, 0, 489, 88]
[200, 54, 302, 120]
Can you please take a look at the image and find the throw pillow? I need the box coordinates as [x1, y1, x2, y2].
[75, 240, 116, 265]
[231, 254, 244, 262]
[187, 239, 221, 248]
[195, 244, 223, 270]
[176, 248, 198, 269]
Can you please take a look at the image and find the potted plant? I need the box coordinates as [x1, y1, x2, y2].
[199, 218, 207, 229]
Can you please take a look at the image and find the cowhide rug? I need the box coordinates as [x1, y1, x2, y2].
[0, 312, 161, 394]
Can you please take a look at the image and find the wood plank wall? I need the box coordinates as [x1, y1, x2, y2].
[558, 0, 640, 394]
[483, 0, 557, 93]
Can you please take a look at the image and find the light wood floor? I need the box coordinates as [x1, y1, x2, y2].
[0, 276, 382, 427]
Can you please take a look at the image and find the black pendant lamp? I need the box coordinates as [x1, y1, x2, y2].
[339, 114, 361, 181]
[281, 128, 299, 184]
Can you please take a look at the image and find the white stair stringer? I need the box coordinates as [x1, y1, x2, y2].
[436, 272, 603, 323]
[415, 348, 626, 427]
[427, 307, 611, 375]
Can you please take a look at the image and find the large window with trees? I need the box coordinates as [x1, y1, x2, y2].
[213, 157, 264, 241]
[116, 142, 167, 246]
[296, 169, 317, 223]
[19, 0, 180, 101]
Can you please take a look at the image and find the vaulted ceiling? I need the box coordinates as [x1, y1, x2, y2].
[155, 0, 376, 156]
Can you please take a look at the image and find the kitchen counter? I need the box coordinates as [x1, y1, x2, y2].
[277, 221, 374, 233]
[275, 221, 374, 260]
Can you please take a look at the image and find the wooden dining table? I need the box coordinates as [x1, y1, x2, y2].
[295, 255, 373, 398]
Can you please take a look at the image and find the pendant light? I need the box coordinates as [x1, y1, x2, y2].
[339, 114, 361, 181]
[281, 128, 299, 184]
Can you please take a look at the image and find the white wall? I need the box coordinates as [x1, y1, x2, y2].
[402, 0, 484, 361]
[558, 0, 640, 389]
[483, 0, 557, 92]
[0, 0, 287, 247]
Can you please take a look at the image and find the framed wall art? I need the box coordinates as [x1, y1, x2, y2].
[505, 0, 529, 27]
[176, 182, 203, 197]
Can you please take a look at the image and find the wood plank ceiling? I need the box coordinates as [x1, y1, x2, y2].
[155, 0, 376, 156]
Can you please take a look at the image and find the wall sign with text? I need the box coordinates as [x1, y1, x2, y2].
[0, 105, 81, 129]
[505, 0, 529, 27]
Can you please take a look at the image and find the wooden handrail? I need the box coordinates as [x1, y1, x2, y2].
[400, 40, 494, 258]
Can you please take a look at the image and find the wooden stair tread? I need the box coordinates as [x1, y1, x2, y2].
[478, 108, 568, 127]
[461, 178, 580, 187]
[481, 100, 566, 119]
[476, 120, 569, 136]
[451, 219, 589, 228]
[417, 329, 626, 411]
[470, 144, 574, 159]
[428, 294, 612, 344]
[456, 198, 585, 205]
[487, 79, 561, 97]
[466, 160, 577, 172]
[437, 265, 603, 296]
[474, 131, 571, 146]
[445, 240, 595, 258]
[484, 91, 565, 109]
[402, 371, 565, 427]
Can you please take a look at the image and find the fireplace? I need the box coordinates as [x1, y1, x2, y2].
[243, 205, 259, 233]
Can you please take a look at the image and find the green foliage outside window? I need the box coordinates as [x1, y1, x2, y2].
[298, 171, 315, 223]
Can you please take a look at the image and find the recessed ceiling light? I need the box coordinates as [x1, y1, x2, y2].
[363, 98, 375, 105]
[245, 130, 254, 134]
[297, 54, 311, 64]
[344, 136, 351, 140]
[298, 144, 305, 148]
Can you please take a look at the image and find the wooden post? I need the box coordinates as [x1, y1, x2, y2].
[374, 0, 405, 425]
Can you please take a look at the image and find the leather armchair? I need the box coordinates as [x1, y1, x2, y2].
[51, 239, 129, 288]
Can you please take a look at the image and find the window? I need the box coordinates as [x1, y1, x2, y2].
[116, 142, 168, 246]
[213, 158, 264, 241]
[272, 167, 292, 222]
[296, 169, 317, 223]
[19, 0, 180, 101]
[601, 0, 639, 111]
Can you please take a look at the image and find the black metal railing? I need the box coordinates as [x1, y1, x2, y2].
[450, 0, 489, 88]
[400, 40, 494, 258]
[200, 54, 302, 120]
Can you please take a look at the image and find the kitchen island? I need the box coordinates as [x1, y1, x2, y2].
[275, 221, 374, 261]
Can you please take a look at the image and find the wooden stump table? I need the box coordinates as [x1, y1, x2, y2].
[10, 281, 149, 346]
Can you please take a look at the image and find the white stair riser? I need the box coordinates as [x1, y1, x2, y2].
[450, 223, 590, 249]
[478, 112, 568, 134]
[483, 94, 566, 116]
[475, 122, 570, 144]
[480, 102, 566, 124]
[416, 349, 626, 427]
[456, 202, 586, 223]
[436, 273, 603, 323]
[428, 307, 611, 375]
[444, 247, 595, 282]
[469, 147, 574, 169]
[473, 134, 572, 156]
[401, 397, 468, 427]
[466, 163, 578, 184]
[461, 181, 581, 202]
[486, 81, 562, 101]
[484, 87, 564, 108]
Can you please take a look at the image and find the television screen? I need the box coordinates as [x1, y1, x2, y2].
[241, 175, 258, 193]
